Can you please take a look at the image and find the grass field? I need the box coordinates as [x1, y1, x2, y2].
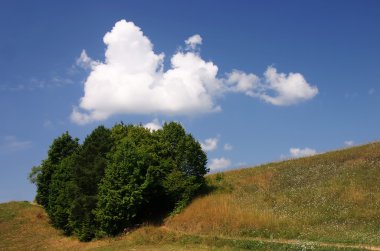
[167, 142, 380, 245]
[0, 202, 367, 250]
[1, 142, 380, 250]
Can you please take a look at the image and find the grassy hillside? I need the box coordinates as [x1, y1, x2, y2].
[1, 202, 358, 251]
[2, 142, 380, 250]
[166, 142, 380, 245]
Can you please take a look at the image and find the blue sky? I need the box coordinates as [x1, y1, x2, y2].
[0, 0, 379, 202]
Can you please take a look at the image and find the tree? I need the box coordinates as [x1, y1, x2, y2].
[69, 126, 112, 241]
[95, 125, 157, 235]
[34, 132, 79, 208]
[157, 122, 208, 211]
[47, 156, 76, 235]
[95, 122, 208, 236]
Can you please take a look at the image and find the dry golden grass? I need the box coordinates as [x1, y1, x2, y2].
[166, 193, 284, 236]
[166, 142, 380, 245]
[2, 202, 340, 251]
[0, 201, 108, 250]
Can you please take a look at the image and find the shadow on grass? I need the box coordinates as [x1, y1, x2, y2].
[138, 179, 219, 228]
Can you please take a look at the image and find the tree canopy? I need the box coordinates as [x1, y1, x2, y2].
[30, 122, 208, 241]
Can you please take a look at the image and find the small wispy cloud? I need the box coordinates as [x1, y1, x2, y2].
[368, 88, 375, 95]
[0, 76, 74, 92]
[223, 143, 233, 151]
[289, 147, 317, 158]
[209, 157, 231, 171]
[42, 119, 66, 129]
[76, 50, 99, 70]
[51, 76, 74, 87]
[43, 120, 53, 128]
[344, 92, 358, 100]
[344, 140, 354, 147]
[201, 137, 219, 152]
[185, 34, 202, 50]
[236, 162, 247, 167]
[0, 136, 32, 154]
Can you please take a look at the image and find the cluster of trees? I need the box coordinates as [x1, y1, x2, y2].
[29, 122, 208, 241]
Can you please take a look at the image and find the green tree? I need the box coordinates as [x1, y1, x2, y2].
[47, 156, 76, 235]
[95, 123, 208, 236]
[69, 126, 112, 241]
[95, 125, 158, 235]
[34, 132, 79, 208]
[157, 122, 208, 211]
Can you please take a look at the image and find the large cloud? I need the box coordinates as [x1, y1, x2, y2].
[72, 20, 318, 124]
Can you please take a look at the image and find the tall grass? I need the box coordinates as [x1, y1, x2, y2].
[0, 201, 106, 250]
[1, 202, 357, 250]
[166, 142, 380, 245]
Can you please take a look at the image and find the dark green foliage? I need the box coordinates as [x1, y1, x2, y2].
[95, 122, 208, 236]
[69, 126, 112, 241]
[47, 156, 76, 235]
[30, 122, 208, 240]
[35, 132, 79, 208]
[95, 126, 159, 235]
[157, 122, 208, 209]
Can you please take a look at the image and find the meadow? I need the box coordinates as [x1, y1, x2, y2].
[1, 142, 380, 250]
[167, 142, 380, 245]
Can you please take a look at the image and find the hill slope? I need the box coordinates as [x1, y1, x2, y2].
[1, 142, 380, 250]
[166, 142, 380, 245]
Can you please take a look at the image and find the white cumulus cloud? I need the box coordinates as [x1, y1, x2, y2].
[209, 157, 231, 171]
[201, 137, 218, 152]
[71, 20, 318, 125]
[71, 20, 222, 124]
[226, 70, 260, 94]
[259, 67, 318, 105]
[229, 67, 318, 106]
[289, 147, 317, 158]
[143, 118, 162, 131]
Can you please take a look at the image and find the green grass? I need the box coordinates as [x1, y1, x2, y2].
[1, 142, 380, 250]
[92, 227, 362, 251]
